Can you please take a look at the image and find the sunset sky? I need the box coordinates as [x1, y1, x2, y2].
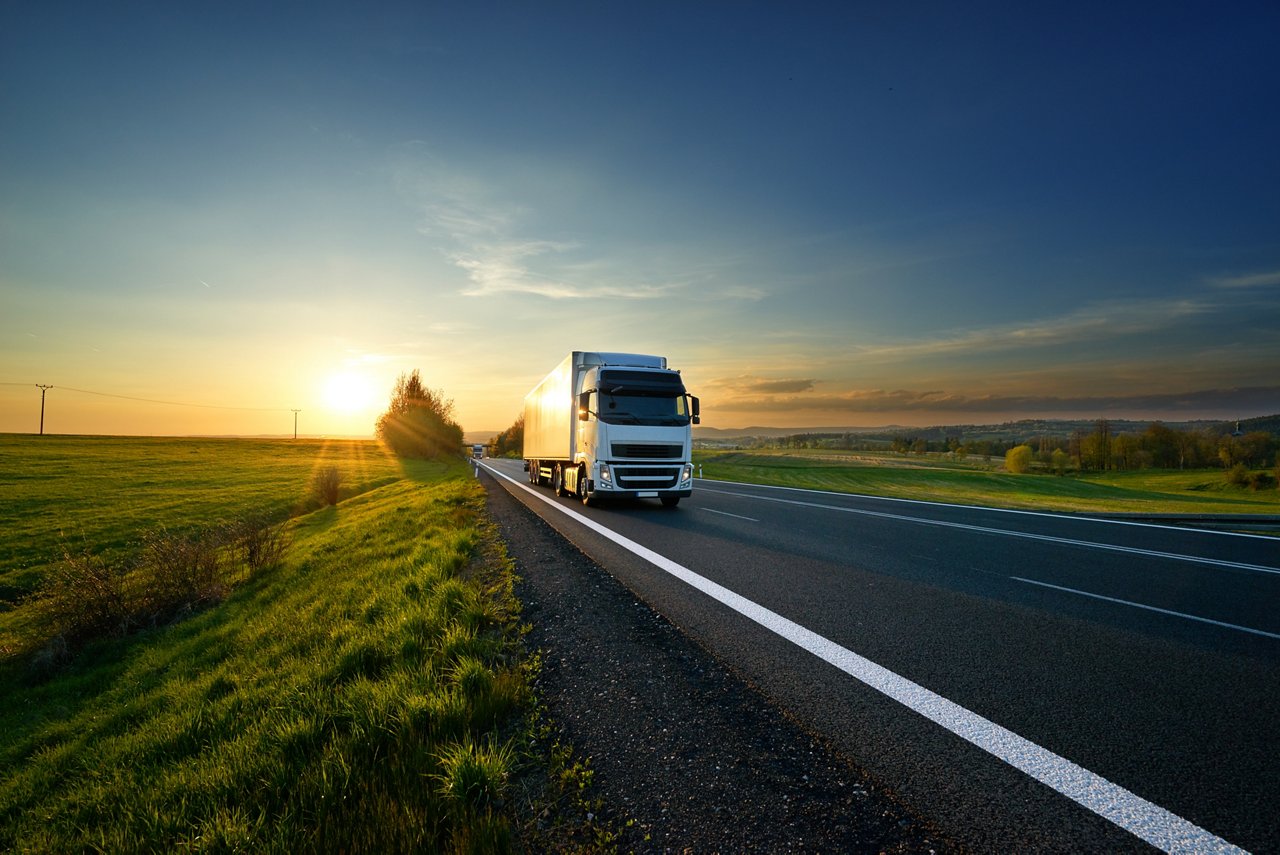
[3, 3, 1279, 437]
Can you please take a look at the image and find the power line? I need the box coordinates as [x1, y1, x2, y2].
[2, 383, 296, 412]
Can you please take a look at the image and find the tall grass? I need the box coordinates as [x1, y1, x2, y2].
[0, 462, 530, 853]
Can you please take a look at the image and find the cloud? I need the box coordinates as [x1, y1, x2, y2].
[706, 374, 821, 395]
[1209, 270, 1280, 289]
[393, 144, 683, 301]
[745, 378, 818, 394]
[711, 385, 1280, 415]
[452, 242, 678, 300]
[850, 299, 1209, 363]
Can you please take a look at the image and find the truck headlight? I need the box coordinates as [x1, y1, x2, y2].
[599, 464, 611, 482]
[680, 464, 693, 483]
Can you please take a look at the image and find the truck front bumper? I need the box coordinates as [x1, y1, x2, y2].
[593, 488, 694, 500]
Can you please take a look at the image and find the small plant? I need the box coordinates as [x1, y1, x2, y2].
[313, 466, 343, 506]
[434, 739, 514, 814]
[1225, 463, 1250, 487]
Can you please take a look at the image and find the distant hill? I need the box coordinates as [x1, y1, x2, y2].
[695, 414, 1280, 444]
[1234, 413, 1280, 434]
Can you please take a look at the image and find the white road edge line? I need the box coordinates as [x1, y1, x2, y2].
[1011, 576, 1280, 641]
[698, 485, 1280, 576]
[700, 507, 760, 522]
[481, 463, 1246, 855]
[699, 477, 1278, 541]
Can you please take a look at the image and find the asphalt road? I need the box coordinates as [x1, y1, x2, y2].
[479, 459, 1280, 853]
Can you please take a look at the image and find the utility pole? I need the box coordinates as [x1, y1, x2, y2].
[36, 384, 53, 435]
[292, 409, 301, 440]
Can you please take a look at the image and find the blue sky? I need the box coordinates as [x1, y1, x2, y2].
[3, 2, 1278, 435]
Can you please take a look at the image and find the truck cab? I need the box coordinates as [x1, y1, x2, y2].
[524, 351, 699, 508]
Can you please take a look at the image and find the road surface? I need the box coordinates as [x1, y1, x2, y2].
[480, 458, 1279, 853]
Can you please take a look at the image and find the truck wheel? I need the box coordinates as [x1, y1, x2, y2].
[578, 466, 594, 505]
[661, 496, 680, 508]
[528, 461, 539, 485]
[553, 465, 567, 496]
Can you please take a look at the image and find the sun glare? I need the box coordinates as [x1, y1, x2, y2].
[322, 372, 376, 413]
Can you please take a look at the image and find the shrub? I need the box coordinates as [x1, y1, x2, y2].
[30, 548, 129, 643]
[1248, 471, 1276, 491]
[136, 527, 228, 618]
[1005, 444, 1033, 474]
[1226, 463, 1250, 487]
[231, 515, 290, 574]
[313, 466, 343, 506]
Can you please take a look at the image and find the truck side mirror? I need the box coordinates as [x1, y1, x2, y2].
[691, 396, 700, 425]
[578, 391, 591, 421]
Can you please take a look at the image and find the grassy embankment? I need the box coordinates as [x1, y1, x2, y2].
[0, 435, 562, 852]
[694, 448, 1280, 516]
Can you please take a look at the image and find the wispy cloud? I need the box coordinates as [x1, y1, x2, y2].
[1208, 270, 1280, 289]
[705, 374, 821, 395]
[393, 144, 681, 301]
[745, 378, 818, 394]
[850, 298, 1209, 362]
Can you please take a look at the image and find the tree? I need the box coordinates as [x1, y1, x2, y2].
[1092, 419, 1113, 471]
[1050, 447, 1069, 476]
[1113, 433, 1140, 470]
[1005, 444, 1033, 474]
[376, 370, 464, 459]
[1142, 422, 1180, 469]
[488, 414, 524, 458]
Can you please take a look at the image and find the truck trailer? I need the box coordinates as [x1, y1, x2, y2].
[524, 352, 699, 507]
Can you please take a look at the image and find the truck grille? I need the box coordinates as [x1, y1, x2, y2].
[614, 466, 681, 489]
[611, 443, 683, 459]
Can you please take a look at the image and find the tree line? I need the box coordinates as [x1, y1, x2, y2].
[750, 419, 1279, 473]
[486, 415, 524, 458]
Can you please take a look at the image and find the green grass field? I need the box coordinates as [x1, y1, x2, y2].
[0, 435, 402, 604]
[0, 436, 547, 852]
[694, 448, 1280, 516]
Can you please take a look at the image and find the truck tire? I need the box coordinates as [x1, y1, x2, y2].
[578, 466, 594, 506]
[553, 465, 567, 496]
[661, 496, 680, 508]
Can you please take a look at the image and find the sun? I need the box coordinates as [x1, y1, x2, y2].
[322, 371, 376, 413]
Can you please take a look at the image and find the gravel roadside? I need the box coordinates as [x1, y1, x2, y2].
[483, 475, 955, 853]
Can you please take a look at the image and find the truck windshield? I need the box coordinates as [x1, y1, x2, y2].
[596, 369, 690, 426]
[600, 391, 689, 426]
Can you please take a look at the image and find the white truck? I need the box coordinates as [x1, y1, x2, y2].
[524, 352, 700, 507]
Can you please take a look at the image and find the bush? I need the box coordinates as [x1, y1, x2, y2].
[1248, 471, 1276, 491]
[31, 548, 129, 644]
[230, 515, 290, 574]
[1005, 444, 1033, 474]
[313, 466, 343, 506]
[136, 527, 228, 618]
[1226, 463, 1250, 487]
